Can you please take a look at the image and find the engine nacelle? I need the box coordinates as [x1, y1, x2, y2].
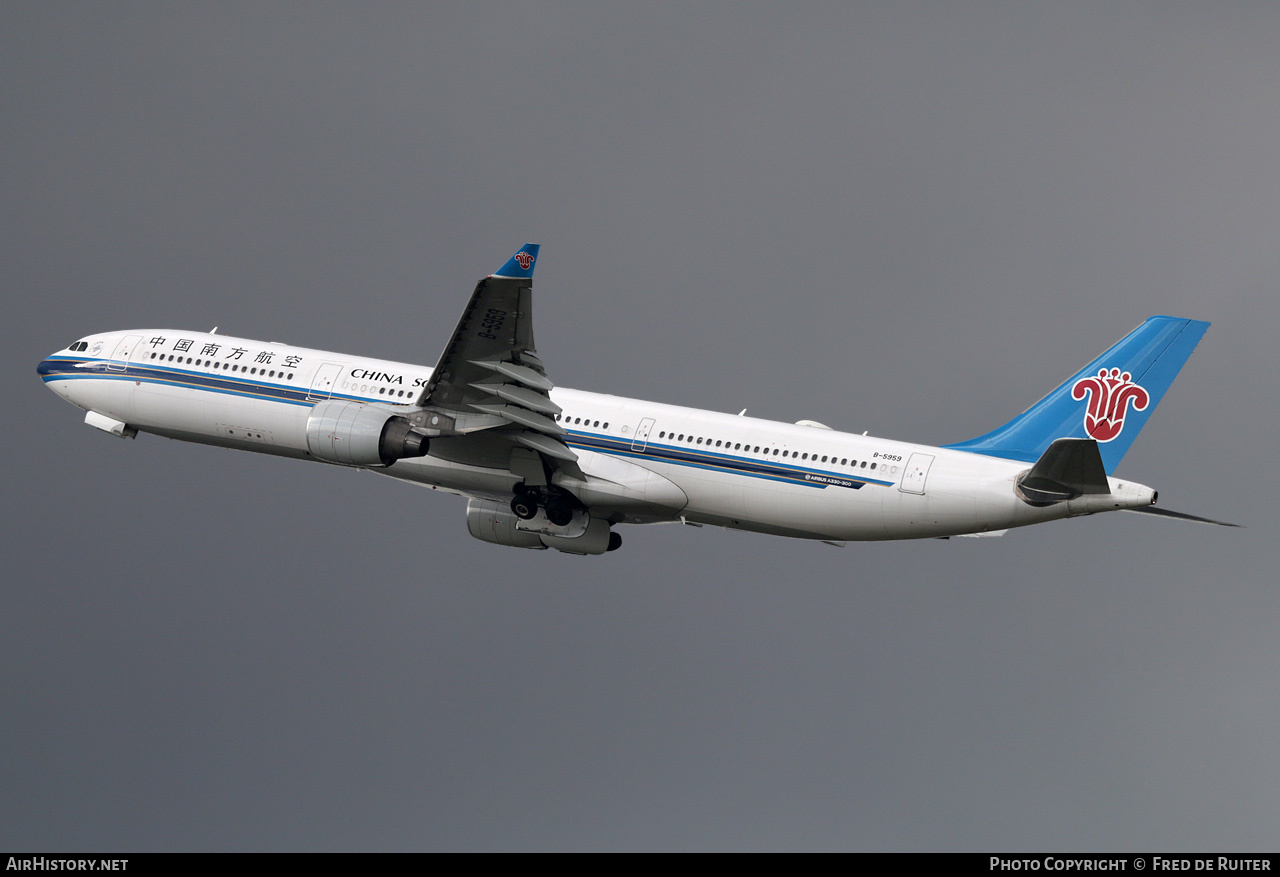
[306, 399, 429, 467]
[466, 499, 547, 550]
[465, 499, 616, 555]
[538, 516, 614, 555]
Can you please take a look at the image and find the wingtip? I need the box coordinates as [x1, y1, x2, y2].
[492, 243, 541, 280]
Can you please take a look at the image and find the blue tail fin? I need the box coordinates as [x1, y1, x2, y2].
[945, 316, 1210, 474]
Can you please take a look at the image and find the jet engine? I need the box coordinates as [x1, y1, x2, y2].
[466, 499, 548, 550]
[466, 499, 619, 555]
[305, 399, 430, 467]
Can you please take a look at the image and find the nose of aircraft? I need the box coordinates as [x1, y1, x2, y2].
[37, 353, 60, 381]
[37, 346, 92, 408]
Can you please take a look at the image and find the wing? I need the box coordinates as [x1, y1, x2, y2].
[411, 244, 580, 478]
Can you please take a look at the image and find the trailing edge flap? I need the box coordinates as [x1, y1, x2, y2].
[412, 243, 578, 473]
[1018, 438, 1110, 504]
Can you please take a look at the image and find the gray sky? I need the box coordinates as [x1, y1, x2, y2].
[4, 2, 1278, 851]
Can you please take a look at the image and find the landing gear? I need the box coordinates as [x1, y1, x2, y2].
[509, 486, 575, 526]
[510, 493, 539, 520]
[607, 532, 622, 552]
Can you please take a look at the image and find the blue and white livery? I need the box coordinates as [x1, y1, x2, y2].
[37, 244, 1235, 555]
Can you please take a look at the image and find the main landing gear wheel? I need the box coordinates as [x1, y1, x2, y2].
[607, 532, 622, 552]
[510, 494, 539, 520]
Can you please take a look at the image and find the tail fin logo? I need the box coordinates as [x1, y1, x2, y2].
[513, 251, 535, 270]
[1071, 368, 1150, 442]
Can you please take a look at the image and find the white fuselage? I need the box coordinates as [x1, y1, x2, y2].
[39, 329, 1156, 542]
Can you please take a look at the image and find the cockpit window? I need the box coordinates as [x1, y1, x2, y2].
[69, 341, 89, 352]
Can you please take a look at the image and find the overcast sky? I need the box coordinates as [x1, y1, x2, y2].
[4, 2, 1278, 851]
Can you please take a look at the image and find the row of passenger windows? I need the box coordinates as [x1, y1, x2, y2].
[551, 413, 879, 471]
[340, 379, 414, 399]
[554, 414, 609, 429]
[147, 351, 295, 381]
[653, 429, 879, 469]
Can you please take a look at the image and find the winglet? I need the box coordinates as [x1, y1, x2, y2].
[493, 243, 540, 280]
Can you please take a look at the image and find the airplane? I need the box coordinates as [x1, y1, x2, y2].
[36, 243, 1237, 555]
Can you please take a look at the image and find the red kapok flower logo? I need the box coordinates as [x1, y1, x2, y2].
[1071, 367, 1150, 442]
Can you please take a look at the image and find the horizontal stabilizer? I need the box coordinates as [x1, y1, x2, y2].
[1017, 438, 1110, 505]
[1125, 506, 1243, 528]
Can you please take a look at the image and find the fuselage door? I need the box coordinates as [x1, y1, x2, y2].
[631, 417, 656, 453]
[107, 334, 142, 372]
[308, 362, 342, 400]
[899, 453, 935, 495]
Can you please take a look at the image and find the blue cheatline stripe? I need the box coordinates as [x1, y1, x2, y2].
[564, 430, 891, 490]
[41, 357, 893, 490]
[36, 356, 387, 408]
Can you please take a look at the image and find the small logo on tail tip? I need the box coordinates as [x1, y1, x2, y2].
[1071, 367, 1150, 442]
[513, 251, 535, 270]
